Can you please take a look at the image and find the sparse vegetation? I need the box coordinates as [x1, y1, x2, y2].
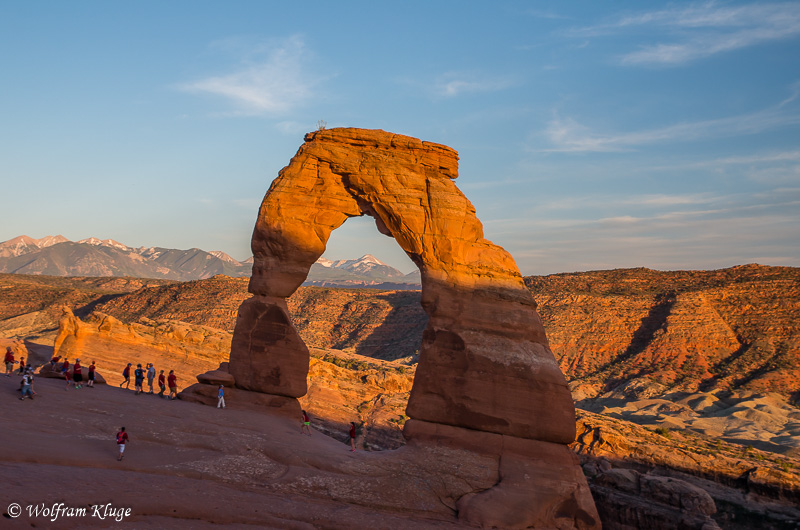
[654, 427, 671, 438]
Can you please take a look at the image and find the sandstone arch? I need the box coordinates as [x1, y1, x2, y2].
[229, 127, 575, 444]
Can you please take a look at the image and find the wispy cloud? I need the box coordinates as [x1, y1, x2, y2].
[178, 35, 321, 116]
[570, 2, 800, 66]
[432, 71, 517, 97]
[541, 99, 800, 152]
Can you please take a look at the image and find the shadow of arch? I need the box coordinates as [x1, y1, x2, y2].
[229, 128, 575, 444]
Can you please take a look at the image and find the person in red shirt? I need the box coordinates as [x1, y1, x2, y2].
[116, 427, 129, 461]
[87, 361, 96, 388]
[167, 370, 177, 400]
[4, 347, 17, 377]
[301, 410, 312, 436]
[120, 363, 131, 389]
[157, 370, 166, 398]
[17, 356, 25, 375]
[73, 359, 83, 389]
[349, 422, 357, 452]
[62, 358, 72, 389]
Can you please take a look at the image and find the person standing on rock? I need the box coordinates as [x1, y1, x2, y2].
[157, 370, 166, 398]
[73, 359, 83, 389]
[4, 347, 17, 377]
[167, 370, 177, 400]
[17, 356, 25, 375]
[217, 385, 226, 409]
[87, 361, 96, 388]
[146, 363, 156, 394]
[349, 422, 357, 452]
[62, 358, 73, 389]
[301, 410, 312, 436]
[134, 364, 145, 395]
[120, 363, 132, 389]
[116, 427, 129, 461]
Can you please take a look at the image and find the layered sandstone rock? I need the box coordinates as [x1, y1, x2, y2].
[52, 307, 231, 389]
[229, 128, 597, 527]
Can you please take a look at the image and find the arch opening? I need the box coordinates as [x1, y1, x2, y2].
[290, 214, 425, 449]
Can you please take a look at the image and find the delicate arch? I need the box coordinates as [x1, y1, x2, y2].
[230, 128, 575, 443]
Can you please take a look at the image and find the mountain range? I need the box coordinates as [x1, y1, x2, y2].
[0, 235, 420, 287]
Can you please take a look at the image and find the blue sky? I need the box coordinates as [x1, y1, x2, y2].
[1, 1, 798, 275]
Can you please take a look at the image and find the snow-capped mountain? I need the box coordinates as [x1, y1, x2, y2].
[0, 234, 69, 258]
[0, 235, 252, 281]
[209, 250, 241, 265]
[315, 254, 404, 277]
[307, 254, 419, 288]
[0, 235, 420, 288]
[78, 237, 131, 251]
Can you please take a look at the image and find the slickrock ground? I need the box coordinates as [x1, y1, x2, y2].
[0, 375, 469, 529]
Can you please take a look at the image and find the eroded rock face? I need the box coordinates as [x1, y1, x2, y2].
[53, 307, 230, 389]
[229, 128, 597, 527]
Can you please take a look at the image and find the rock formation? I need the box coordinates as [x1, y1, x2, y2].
[573, 409, 800, 528]
[226, 127, 598, 527]
[52, 307, 231, 389]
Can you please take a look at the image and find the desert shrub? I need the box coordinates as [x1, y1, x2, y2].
[654, 427, 671, 438]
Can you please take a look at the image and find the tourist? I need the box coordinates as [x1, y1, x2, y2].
[349, 422, 357, 452]
[157, 370, 166, 398]
[301, 410, 312, 436]
[87, 361, 96, 388]
[167, 370, 177, 400]
[62, 358, 72, 389]
[26, 365, 36, 396]
[146, 363, 155, 394]
[49, 355, 61, 368]
[4, 347, 16, 377]
[17, 356, 25, 375]
[73, 359, 83, 389]
[19, 369, 34, 400]
[134, 364, 145, 395]
[120, 363, 132, 389]
[217, 385, 226, 409]
[116, 427, 129, 461]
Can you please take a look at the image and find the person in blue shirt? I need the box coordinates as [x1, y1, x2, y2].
[217, 385, 226, 409]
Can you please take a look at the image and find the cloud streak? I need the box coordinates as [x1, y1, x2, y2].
[570, 2, 800, 66]
[178, 35, 319, 116]
[542, 101, 800, 152]
[432, 71, 517, 97]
